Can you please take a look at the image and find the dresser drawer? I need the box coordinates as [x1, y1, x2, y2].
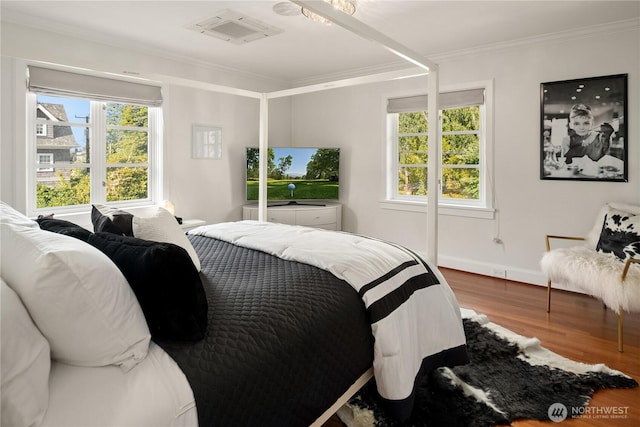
[266, 209, 296, 224]
[313, 223, 338, 231]
[242, 203, 341, 230]
[295, 208, 336, 226]
[245, 208, 259, 221]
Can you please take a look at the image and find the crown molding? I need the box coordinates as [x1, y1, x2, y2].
[3, 8, 637, 91]
[430, 17, 640, 64]
[0, 12, 290, 90]
[293, 17, 640, 87]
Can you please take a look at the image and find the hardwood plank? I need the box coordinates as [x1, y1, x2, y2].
[323, 268, 639, 426]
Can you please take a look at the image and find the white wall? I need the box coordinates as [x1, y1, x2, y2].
[161, 87, 291, 223]
[291, 22, 640, 286]
[2, 20, 639, 289]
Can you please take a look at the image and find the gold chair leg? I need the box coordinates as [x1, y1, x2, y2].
[547, 279, 551, 313]
[618, 308, 623, 352]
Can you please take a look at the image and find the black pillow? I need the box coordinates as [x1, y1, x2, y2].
[86, 232, 208, 341]
[91, 206, 124, 235]
[111, 212, 134, 236]
[36, 218, 92, 241]
[91, 205, 134, 236]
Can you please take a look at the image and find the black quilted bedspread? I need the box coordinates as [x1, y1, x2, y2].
[154, 234, 374, 427]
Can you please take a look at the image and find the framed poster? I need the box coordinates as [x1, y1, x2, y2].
[540, 74, 627, 181]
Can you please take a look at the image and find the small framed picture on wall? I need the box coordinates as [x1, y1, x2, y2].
[540, 74, 627, 181]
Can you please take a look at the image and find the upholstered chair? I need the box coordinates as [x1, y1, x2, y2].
[541, 202, 640, 351]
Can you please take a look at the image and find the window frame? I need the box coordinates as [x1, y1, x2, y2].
[26, 93, 163, 216]
[382, 80, 494, 219]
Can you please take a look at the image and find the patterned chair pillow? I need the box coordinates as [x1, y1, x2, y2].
[596, 207, 640, 260]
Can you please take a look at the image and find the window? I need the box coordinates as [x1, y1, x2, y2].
[37, 153, 53, 171]
[385, 83, 493, 216]
[36, 123, 47, 136]
[26, 66, 163, 214]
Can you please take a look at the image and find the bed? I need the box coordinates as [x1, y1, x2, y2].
[1, 202, 468, 427]
[5, 3, 470, 426]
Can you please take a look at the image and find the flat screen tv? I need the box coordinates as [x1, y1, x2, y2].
[246, 147, 340, 206]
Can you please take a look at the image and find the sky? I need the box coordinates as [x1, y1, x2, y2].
[272, 147, 317, 176]
[38, 94, 90, 147]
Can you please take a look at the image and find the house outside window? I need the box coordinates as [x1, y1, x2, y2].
[385, 82, 494, 217]
[26, 66, 163, 214]
[34, 102, 81, 190]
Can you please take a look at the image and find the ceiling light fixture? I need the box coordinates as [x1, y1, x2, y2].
[301, 0, 357, 24]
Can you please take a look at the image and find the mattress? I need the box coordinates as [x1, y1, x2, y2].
[41, 342, 197, 427]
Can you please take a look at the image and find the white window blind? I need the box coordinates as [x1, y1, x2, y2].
[387, 88, 485, 113]
[27, 66, 163, 107]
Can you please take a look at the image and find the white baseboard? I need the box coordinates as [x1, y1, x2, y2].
[434, 255, 542, 285]
[433, 255, 589, 295]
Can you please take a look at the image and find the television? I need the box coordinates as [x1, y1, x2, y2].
[246, 147, 340, 206]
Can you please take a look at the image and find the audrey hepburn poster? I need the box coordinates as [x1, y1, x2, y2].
[541, 74, 627, 181]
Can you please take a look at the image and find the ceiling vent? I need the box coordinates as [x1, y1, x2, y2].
[186, 9, 284, 45]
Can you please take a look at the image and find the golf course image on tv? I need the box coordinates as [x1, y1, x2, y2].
[246, 147, 340, 201]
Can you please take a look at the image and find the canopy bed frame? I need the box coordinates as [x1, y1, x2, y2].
[179, 4, 441, 422]
[151, 3, 444, 424]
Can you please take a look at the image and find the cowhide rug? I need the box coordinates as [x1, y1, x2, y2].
[338, 310, 637, 427]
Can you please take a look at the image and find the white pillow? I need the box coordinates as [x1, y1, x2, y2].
[1, 278, 51, 427]
[0, 223, 151, 371]
[132, 206, 201, 271]
[0, 201, 38, 228]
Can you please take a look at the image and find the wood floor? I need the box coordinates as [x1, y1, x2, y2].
[323, 268, 639, 427]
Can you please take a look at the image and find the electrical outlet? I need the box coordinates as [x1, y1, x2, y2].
[492, 268, 506, 279]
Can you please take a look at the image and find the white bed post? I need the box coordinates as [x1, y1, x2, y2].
[258, 93, 269, 222]
[426, 68, 439, 266]
[291, 1, 437, 71]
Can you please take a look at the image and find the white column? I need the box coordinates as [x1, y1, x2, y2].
[258, 93, 269, 221]
[426, 67, 439, 266]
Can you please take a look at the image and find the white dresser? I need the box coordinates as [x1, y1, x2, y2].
[242, 202, 342, 231]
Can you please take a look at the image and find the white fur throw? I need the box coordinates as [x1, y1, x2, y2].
[540, 246, 640, 313]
